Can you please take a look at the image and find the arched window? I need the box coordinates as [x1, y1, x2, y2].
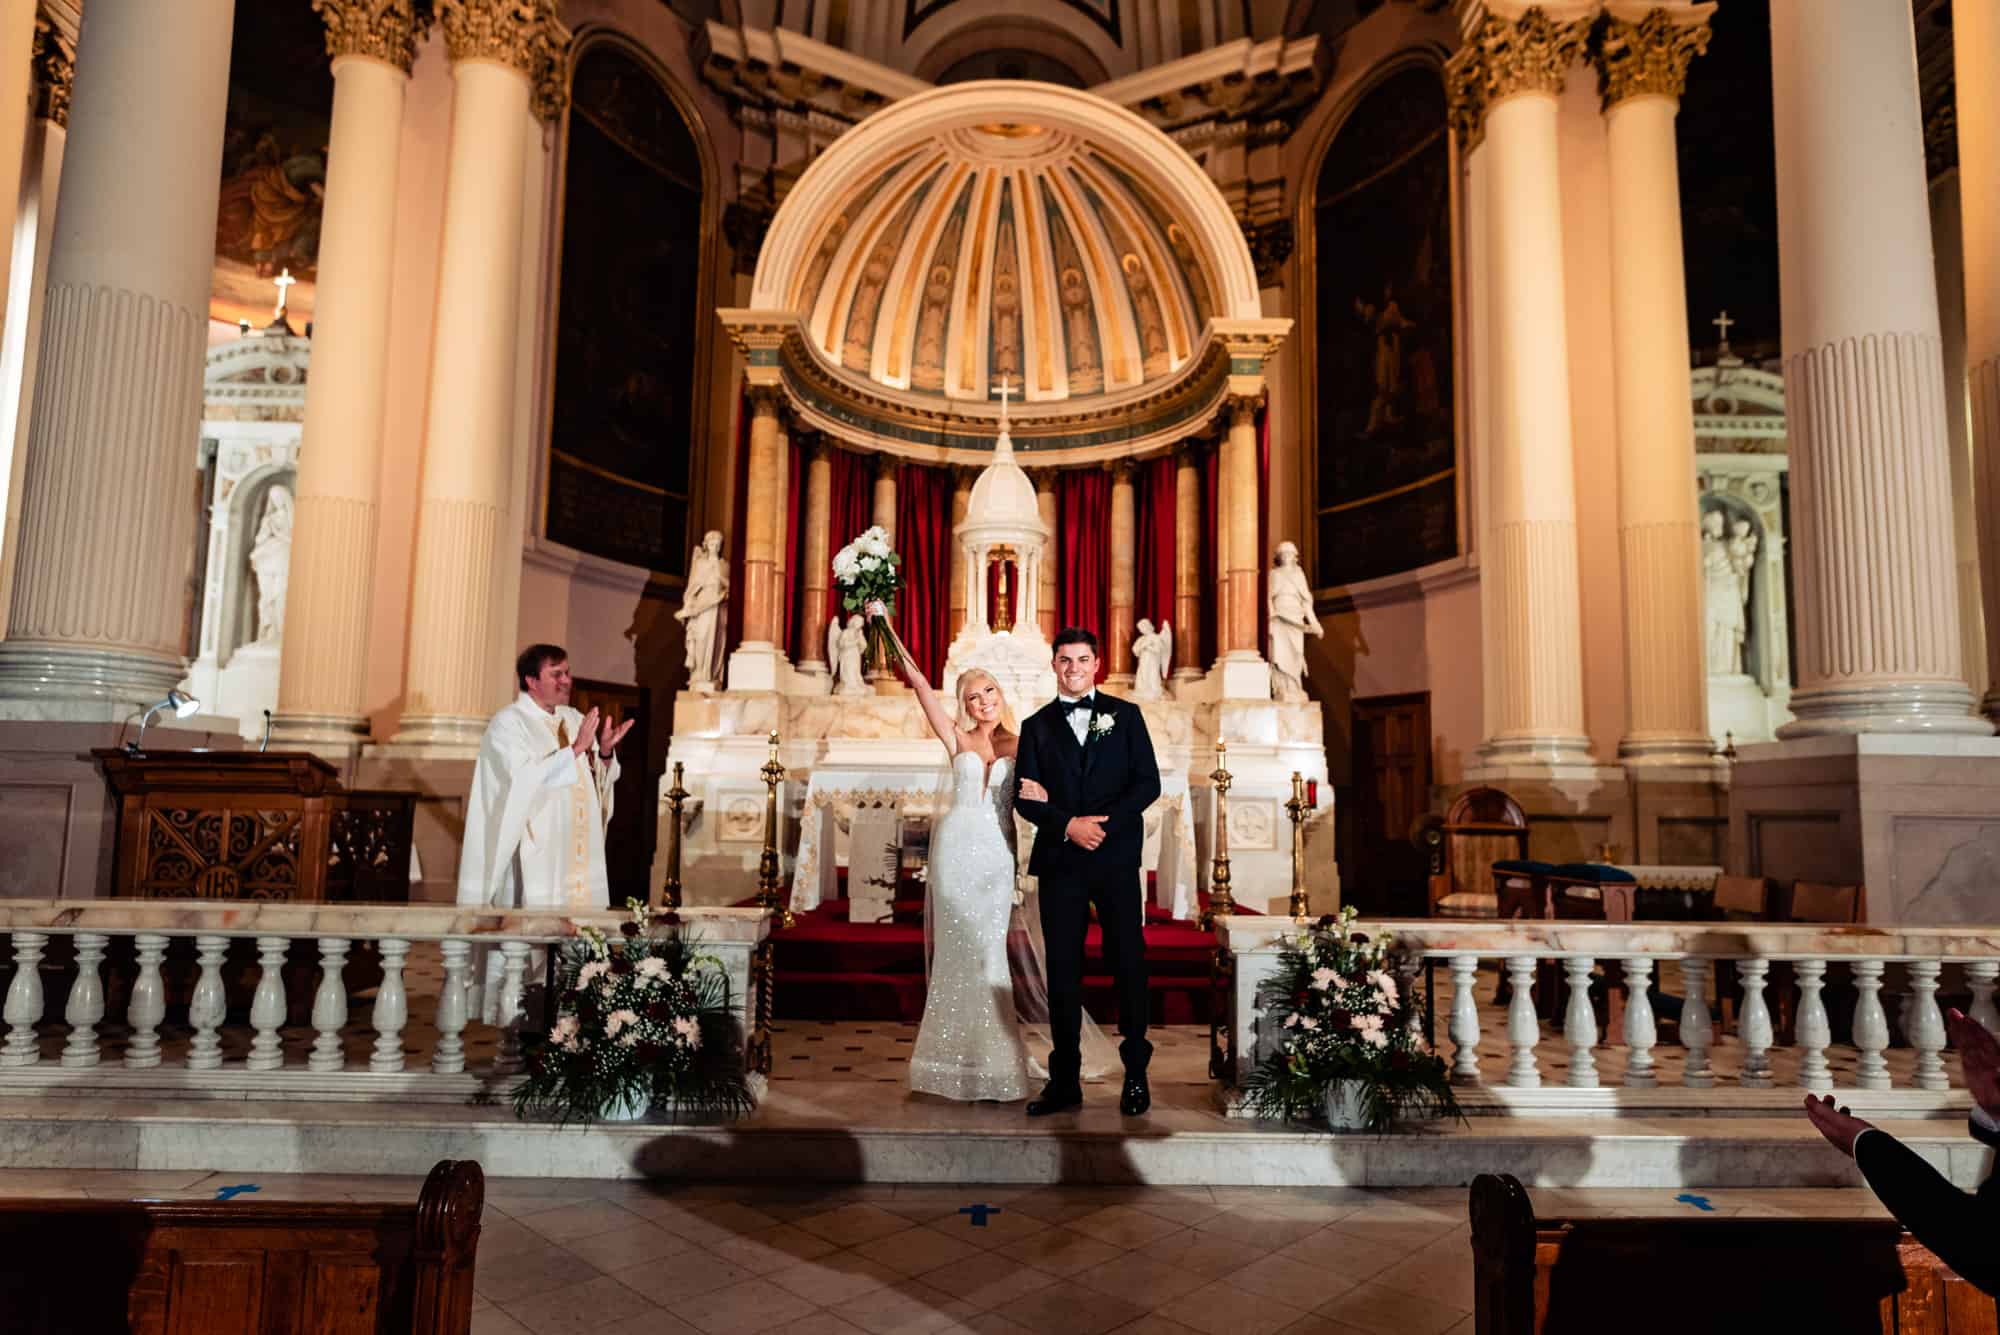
[1311, 65, 1456, 587]
[548, 44, 706, 574]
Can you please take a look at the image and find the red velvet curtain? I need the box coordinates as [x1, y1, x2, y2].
[725, 386, 749, 657]
[1200, 448, 1219, 668]
[780, 435, 805, 654]
[894, 462, 953, 684]
[1057, 468, 1112, 681]
[823, 447, 875, 630]
[1134, 456, 1177, 633]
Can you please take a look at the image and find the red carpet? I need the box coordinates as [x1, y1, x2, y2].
[755, 875, 1240, 1024]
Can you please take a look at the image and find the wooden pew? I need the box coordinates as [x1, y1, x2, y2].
[0, 1159, 482, 1334]
[1470, 1173, 1997, 1334]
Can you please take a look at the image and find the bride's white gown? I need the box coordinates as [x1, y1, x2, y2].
[908, 750, 1033, 1102]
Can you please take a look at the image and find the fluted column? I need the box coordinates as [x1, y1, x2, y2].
[1035, 469, 1057, 641]
[272, 1, 431, 746]
[1454, 7, 1597, 766]
[1958, 0, 2000, 721]
[796, 437, 833, 675]
[1597, 3, 1713, 764]
[948, 466, 972, 639]
[1222, 398, 1260, 658]
[0, 0, 235, 716]
[1173, 443, 1202, 679]
[1771, 0, 1987, 735]
[1107, 459, 1137, 683]
[393, 0, 562, 744]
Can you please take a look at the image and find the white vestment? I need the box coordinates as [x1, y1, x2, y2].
[457, 693, 620, 1021]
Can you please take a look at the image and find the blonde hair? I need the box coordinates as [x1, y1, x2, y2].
[955, 668, 1017, 736]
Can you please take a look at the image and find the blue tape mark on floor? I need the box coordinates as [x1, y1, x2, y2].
[215, 1184, 261, 1201]
[958, 1203, 1001, 1226]
[1675, 1193, 1715, 1212]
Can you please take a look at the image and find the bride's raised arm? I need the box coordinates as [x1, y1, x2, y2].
[866, 602, 959, 755]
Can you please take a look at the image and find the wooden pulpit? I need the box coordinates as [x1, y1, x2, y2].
[94, 750, 414, 903]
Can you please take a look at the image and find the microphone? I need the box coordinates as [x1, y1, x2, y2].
[259, 710, 273, 754]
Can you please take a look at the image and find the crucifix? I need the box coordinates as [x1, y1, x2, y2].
[272, 268, 297, 322]
[1712, 309, 1733, 349]
[995, 374, 1013, 429]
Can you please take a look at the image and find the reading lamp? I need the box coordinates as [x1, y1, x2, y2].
[128, 689, 201, 753]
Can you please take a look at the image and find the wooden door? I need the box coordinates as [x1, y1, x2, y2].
[1348, 693, 1431, 916]
[570, 679, 655, 907]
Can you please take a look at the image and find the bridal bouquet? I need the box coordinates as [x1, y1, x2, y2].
[1241, 906, 1460, 1132]
[833, 524, 903, 668]
[512, 898, 754, 1126]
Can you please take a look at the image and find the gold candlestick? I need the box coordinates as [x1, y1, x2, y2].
[757, 731, 793, 929]
[657, 762, 689, 910]
[1203, 739, 1234, 926]
[1285, 771, 1309, 921]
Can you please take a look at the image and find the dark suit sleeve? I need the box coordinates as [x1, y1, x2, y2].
[1100, 700, 1162, 828]
[1013, 714, 1070, 841]
[1853, 1123, 2000, 1296]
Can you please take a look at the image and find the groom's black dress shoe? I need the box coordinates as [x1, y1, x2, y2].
[1119, 1072, 1151, 1117]
[1026, 1084, 1083, 1117]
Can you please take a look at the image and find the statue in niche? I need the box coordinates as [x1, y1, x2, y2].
[914, 264, 953, 382]
[1702, 509, 1757, 676]
[675, 530, 729, 693]
[1267, 542, 1325, 703]
[248, 485, 294, 645]
[1132, 619, 1173, 701]
[1356, 280, 1416, 437]
[829, 615, 870, 697]
[1124, 255, 1169, 371]
[992, 269, 1022, 379]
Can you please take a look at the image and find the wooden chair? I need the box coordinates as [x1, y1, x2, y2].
[0, 1159, 483, 1334]
[1427, 787, 1528, 919]
[1788, 880, 1864, 924]
[1712, 874, 1775, 920]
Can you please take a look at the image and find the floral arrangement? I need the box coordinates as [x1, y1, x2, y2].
[512, 899, 755, 1126]
[833, 524, 903, 668]
[1240, 906, 1461, 1132]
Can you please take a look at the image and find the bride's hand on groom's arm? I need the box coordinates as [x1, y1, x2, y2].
[1017, 778, 1049, 803]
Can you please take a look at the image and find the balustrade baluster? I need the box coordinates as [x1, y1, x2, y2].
[1679, 957, 1714, 1088]
[1908, 960, 1947, 1091]
[1795, 959, 1832, 1087]
[308, 938, 351, 1073]
[1, 932, 47, 1067]
[1736, 958, 1774, 1087]
[493, 942, 531, 1076]
[248, 936, 290, 1071]
[1448, 955, 1483, 1084]
[434, 941, 470, 1076]
[187, 935, 228, 1071]
[370, 938, 411, 1073]
[1562, 957, 1598, 1088]
[1504, 956, 1541, 1088]
[1967, 961, 2000, 1034]
[1622, 957, 1657, 1088]
[59, 934, 108, 1067]
[1852, 960, 1891, 1090]
[125, 934, 168, 1069]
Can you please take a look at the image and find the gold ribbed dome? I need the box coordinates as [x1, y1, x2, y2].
[786, 119, 1219, 403]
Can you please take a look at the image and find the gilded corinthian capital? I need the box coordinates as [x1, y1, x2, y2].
[438, 0, 561, 76]
[1594, 5, 1715, 109]
[1468, 7, 1594, 103]
[310, 0, 434, 73]
[1444, 43, 1488, 150]
[30, 15, 74, 127]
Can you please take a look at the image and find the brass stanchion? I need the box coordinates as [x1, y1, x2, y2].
[757, 731, 793, 929]
[656, 762, 689, 910]
[1205, 739, 1236, 1083]
[1285, 770, 1309, 921]
[1202, 739, 1235, 925]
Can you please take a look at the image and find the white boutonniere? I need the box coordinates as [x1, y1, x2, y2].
[1088, 714, 1116, 741]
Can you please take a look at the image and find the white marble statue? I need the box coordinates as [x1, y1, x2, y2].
[675, 530, 729, 692]
[248, 485, 293, 645]
[829, 614, 870, 697]
[1267, 541, 1324, 703]
[1131, 618, 1172, 700]
[1702, 509, 1755, 676]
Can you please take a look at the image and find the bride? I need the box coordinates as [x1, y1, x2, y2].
[869, 603, 1032, 1101]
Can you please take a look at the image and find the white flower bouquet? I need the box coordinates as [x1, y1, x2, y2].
[833, 524, 904, 669]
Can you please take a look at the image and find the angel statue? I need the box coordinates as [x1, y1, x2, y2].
[1131, 619, 1172, 700]
[829, 614, 870, 697]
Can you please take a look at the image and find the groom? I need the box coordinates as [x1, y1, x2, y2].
[1014, 628, 1162, 1117]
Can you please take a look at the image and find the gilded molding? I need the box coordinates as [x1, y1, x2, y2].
[1444, 43, 1487, 150]
[309, 0, 434, 74]
[1468, 7, 1593, 105]
[530, 9, 574, 124]
[1594, 7, 1713, 109]
[437, 0, 559, 77]
[30, 15, 73, 127]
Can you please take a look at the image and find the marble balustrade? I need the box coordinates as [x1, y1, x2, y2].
[0, 901, 769, 1102]
[1215, 917, 2000, 1114]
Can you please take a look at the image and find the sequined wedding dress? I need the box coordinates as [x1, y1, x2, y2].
[908, 750, 1034, 1102]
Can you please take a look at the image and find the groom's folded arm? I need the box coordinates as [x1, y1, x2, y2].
[1013, 725, 1072, 838]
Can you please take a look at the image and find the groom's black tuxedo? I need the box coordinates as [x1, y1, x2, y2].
[1015, 689, 1161, 1086]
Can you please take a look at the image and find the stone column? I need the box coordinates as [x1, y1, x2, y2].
[872, 452, 898, 542]
[1222, 397, 1260, 658]
[1934, 173, 1988, 706]
[392, 0, 561, 745]
[0, 0, 236, 716]
[1454, 7, 1597, 766]
[1035, 469, 1057, 641]
[272, 1, 431, 747]
[795, 437, 833, 675]
[1173, 442, 1202, 680]
[1770, 0, 1986, 735]
[1957, 0, 2000, 721]
[1214, 425, 1231, 668]
[1107, 458, 1137, 683]
[948, 466, 972, 639]
[1596, 3, 1714, 764]
[772, 420, 790, 657]
[738, 388, 784, 649]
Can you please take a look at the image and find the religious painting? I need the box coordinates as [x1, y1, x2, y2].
[904, 0, 1119, 42]
[212, 4, 332, 330]
[1311, 66, 1456, 588]
[548, 44, 705, 575]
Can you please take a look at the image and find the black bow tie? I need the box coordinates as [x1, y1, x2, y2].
[1062, 697, 1095, 715]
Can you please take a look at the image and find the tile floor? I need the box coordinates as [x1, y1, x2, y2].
[0, 1169, 1894, 1335]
